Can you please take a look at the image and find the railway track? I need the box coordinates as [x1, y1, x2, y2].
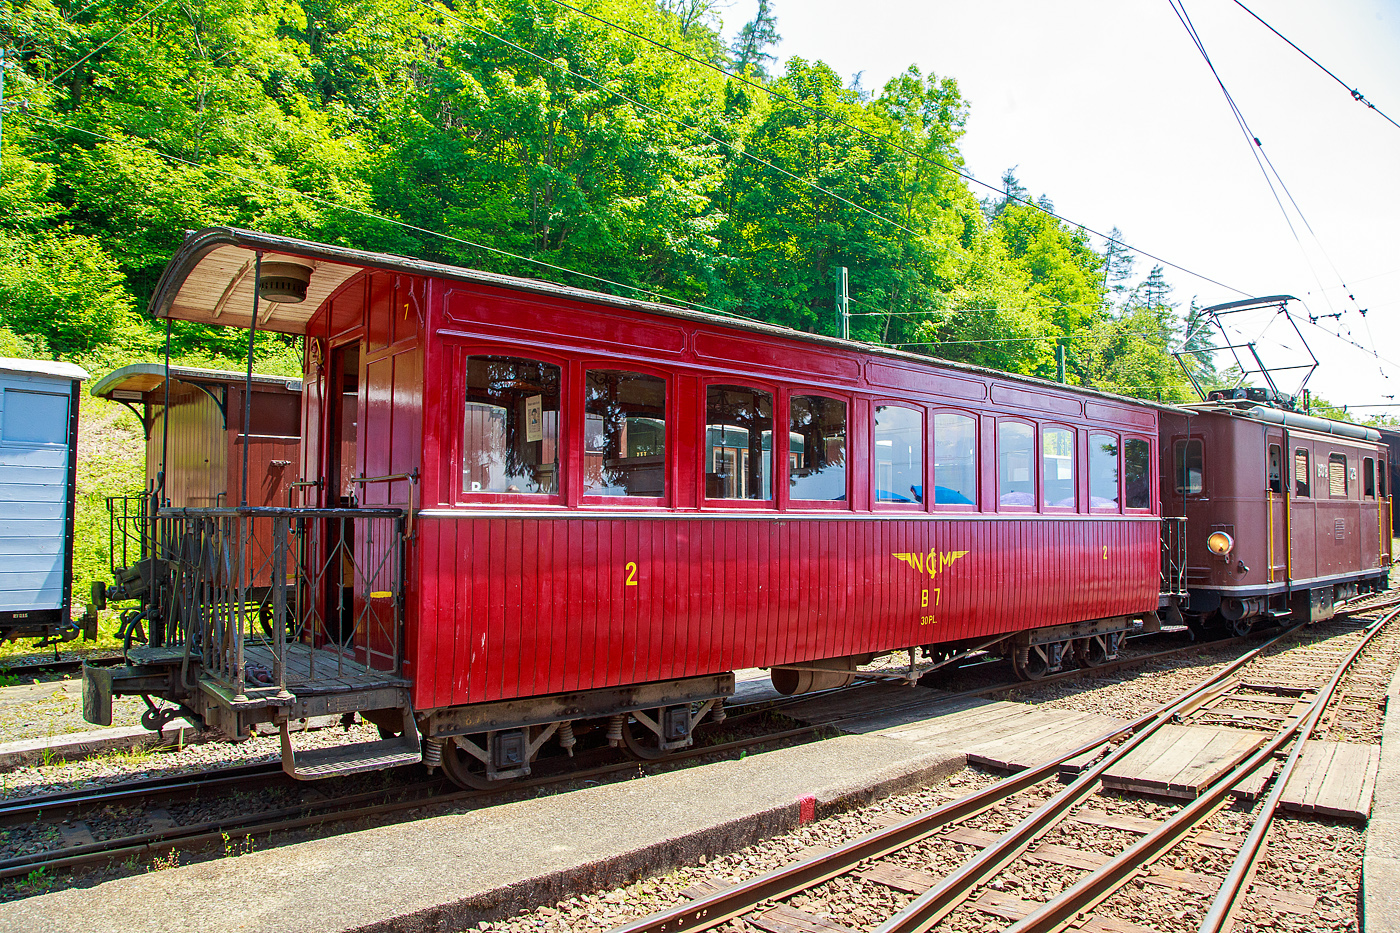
[608, 606, 1397, 933]
[0, 628, 1253, 888]
[0, 619, 1359, 894]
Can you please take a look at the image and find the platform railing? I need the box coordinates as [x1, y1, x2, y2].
[106, 493, 151, 575]
[1160, 516, 1188, 597]
[152, 506, 406, 702]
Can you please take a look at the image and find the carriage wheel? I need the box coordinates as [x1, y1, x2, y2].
[1075, 634, 1116, 668]
[1012, 642, 1062, 681]
[438, 735, 498, 790]
[621, 707, 692, 761]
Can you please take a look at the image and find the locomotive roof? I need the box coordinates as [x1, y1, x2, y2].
[0, 357, 89, 382]
[91, 362, 302, 402]
[150, 226, 1186, 415]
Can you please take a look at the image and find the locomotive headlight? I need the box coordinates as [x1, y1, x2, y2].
[1207, 531, 1234, 557]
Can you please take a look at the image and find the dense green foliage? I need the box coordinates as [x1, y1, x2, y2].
[2, 0, 1202, 396]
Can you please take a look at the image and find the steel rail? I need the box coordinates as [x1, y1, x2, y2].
[608, 624, 1304, 933]
[994, 607, 1395, 933]
[1195, 605, 1398, 933]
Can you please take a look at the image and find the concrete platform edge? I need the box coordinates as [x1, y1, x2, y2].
[1363, 693, 1400, 932]
[351, 749, 966, 933]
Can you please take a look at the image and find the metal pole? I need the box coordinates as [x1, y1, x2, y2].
[1, 48, 7, 159]
[241, 252, 261, 508]
[837, 266, 849, 340]
[1055, 345, 1066, 382]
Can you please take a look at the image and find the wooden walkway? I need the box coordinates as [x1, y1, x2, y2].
[780, 683, 1382, 819]
[781, 686, 1129, 772]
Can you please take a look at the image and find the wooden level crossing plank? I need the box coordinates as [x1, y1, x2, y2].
[1279, 740, 1381, 820]
[857, 862, 940, 894]
[751, 904, 855, 933]
[1100, 725, 1264, 798]
[965, 711, 1119, 770]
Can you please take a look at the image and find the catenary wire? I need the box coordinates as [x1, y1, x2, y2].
[1231, 0, 1400, 131]
[411, 0, 928, 242]
[1169, 0, 1388, 373]
[22, 113, 781, 327]
[543, 0, 1249, 297]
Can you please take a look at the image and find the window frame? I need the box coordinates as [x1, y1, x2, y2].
[454, 346, 570, 507]
[578, 362, 673, 509]
[1039, 423, 1078, 512]
[932, 409, 980, 512]
[1364, 456, 1376, 499]
[1293, 447, 1311, 498]
[699, 376, 782, 510]
[871, 399, 927, 512]
[1123, 435, 1154, 512]
[783, 389, 852, 510]
[1268, 443, 1282, 495]
[1173, 436, 1205, 497]
[1088, 430, 1123, 513]
[995, 417, 1038, 513]
[0, 388, 72, 449]
[1328, 452, 1350, 499]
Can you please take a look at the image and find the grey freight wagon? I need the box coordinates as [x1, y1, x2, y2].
[0, 358, 91, 644]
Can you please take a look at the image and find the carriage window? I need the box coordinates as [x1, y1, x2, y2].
[1174, 438, 1204, 496]
[934, 413, 977, 505]
[1365, 458, 1376, 498]
[1042, 427, 1075, 509]
[706, 385, 772, 500]
[584, 370, 666, 498]
[1294, 449, 1310, 497]
[1125, 438, 1150, 510]
[789, 396, 846, 501]
[998, 421, 1034, 508]
[874, 406, 923, 504]
[462, 356, 560, 495]
[1329, 454, 1348, 498]
[1089, 433, 1120, 509]
[1382, 459, 1389, 499]
[1268, 444, 1282, 494]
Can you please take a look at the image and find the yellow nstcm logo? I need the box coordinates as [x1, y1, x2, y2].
[892, 549, 969, 625]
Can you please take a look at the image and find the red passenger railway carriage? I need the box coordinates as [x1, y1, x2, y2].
[85, 228, 1172, 787]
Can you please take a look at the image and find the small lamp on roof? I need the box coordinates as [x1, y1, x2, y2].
[257, 261, 313, 303]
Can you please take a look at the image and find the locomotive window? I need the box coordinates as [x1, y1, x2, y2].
[1329, 454, 1348, 498]
[1382, 459, 1388, 499]
[1041, 427, 1075, 509]
[874, 406, 923, 504]
[1268, 445, 1282, 494]
[1365, 457, 1376, 498]
[1173, 439, 1204, 496]
[1294, 449, 1310, 497]
[706, 385, 773, 500]
[788, 396, 846, 501]
[1125, 438, 1150, 510]
[934, 413, 977, 505]
[462, 356, 560, 495]
[584, 370, 666, 498]
[997, 421, 1035, 508]
[1089, 433, 1120, 509]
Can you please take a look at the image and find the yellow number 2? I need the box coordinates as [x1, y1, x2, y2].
[1102, 545, 1108, 560]
[625, 561, 638, 586]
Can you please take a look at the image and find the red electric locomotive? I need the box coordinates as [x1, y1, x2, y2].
[84, 228, 1176, 788]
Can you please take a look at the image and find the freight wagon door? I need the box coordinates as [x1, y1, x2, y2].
[0, 379, 73, 616]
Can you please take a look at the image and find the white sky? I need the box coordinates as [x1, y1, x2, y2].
[718, 0, 1400, 412]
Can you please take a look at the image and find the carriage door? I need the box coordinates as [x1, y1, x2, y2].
[324, 342, 360, 646]
[1266, 437, 1288, 583]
